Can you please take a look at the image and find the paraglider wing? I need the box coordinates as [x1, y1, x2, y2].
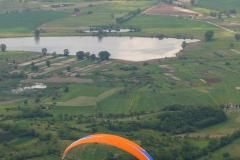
[62, 134, 154, 160]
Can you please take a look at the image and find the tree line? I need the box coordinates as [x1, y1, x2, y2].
[104, 105, 227, 134]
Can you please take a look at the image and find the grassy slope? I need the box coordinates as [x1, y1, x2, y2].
[0, 51, 40, 100]
[123, 15, 218, 38]
[200, 138, 240, 160]
[42, 1, 154, 29]
[197, 0, 240, 11]
[0, 10, 68, 36]
[0, 0, 226, 38]
[186, 111, 240, 138]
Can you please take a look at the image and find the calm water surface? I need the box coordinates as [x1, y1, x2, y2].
[0, 36, 199, 61]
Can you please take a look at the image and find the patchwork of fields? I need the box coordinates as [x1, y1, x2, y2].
[1, 0, 240, 160]
[0, 0, 229, 38]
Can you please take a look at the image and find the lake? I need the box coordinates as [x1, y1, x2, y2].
[0, 36, 199, 61]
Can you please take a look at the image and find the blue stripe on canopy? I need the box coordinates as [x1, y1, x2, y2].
[141, 149, 154, 160]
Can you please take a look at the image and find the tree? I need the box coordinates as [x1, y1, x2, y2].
[235, 34, 240, 41]
[0, 44, 7, 52]
[205, 30, 214, 41]
[98, 51, 111, 61]
[46, 60, 51, 67]
[64, 49, 69, 56]
[66, 66, 71, 72]
[42, 48, 47, 56]
[181, 41, 187, 49]
[76, 51, 85, 60]
[64, 86, 69, 92]
[34, 29, 40, 38]
[23, 100, 28, 105]
[222, 152, 231, 160]
[74, 8, 80, 16]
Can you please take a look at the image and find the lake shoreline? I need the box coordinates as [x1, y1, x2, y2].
[0, 36, 200, 62]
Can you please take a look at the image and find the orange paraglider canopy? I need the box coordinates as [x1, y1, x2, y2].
[62, 134, 153, 160]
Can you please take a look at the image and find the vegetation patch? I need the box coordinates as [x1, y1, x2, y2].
[123, 14, 217, 38]
[58, 88, 123, 107]
[143, 3, 202, 17]
[0, 10, 68, 33]
[104, 105, 227, 134]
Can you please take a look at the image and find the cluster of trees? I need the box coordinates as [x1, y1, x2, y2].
[55, 113, 95, 123]
[204, 31, 240, 42]
[76, 50, 111, 61]
[0, 123, 38, 141]
[0, 104, 62, 159]
[119, 64, 138, 71]
[135, 133, 201, 160]
[205, 130, 240, 156]
[203, 31, 240, 42]
[0, 70, 26, 79]
[57, 126, 81, 140]
[0, 132, 61, 160]
[3, 146, 60, 160]
[76, 51, 90, 60]
[156, 105, 227, 133]
[0, 99, 236, 160]
[18, 107, 52, 119]
[105, 105, 227, 134]
[210, 9, 237, 19]
[138, 130, 240, 160]
[116, 8, 141, 24]
[41, 48, 70, 57]
[41, 48, 111, 61]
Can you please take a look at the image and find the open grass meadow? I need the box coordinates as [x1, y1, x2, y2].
[41, 1, 155, 34]
[201, 138, 240, 160]
[0, 10, 68, 36]
[123, 15, 219, 38]
[197, 0, 240, 12]
[188, 111, 240, 138]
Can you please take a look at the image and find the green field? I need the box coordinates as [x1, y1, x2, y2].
[0, 10, 68, 36]
[201, 138, 240, 160]
[197, 0, 240, 11]
[123, 15, 219, 38]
